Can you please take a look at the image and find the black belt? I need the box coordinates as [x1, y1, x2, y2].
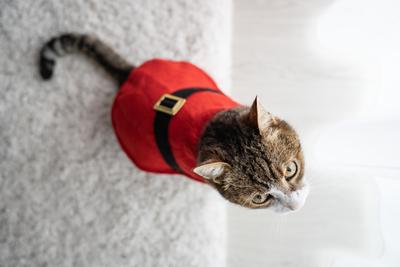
[153, 88, 221, 173]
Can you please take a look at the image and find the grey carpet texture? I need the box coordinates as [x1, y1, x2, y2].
[0, 0, 231, 266]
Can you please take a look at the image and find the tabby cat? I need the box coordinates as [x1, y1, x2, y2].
[39, 33, 308, 212]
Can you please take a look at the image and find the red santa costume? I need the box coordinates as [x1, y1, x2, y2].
[111, 59, 239, 182]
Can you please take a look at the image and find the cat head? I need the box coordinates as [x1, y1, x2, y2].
[194, 97, 308, 212]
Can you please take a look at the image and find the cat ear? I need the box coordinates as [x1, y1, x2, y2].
[248, 96, 277, 135]
[193, 161, 231, 184]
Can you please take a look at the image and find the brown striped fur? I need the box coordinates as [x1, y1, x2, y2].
[196, 99, 307, 211]
[39, 33, 133, 84]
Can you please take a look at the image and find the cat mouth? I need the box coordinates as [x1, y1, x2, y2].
[271, 201, 297, 213]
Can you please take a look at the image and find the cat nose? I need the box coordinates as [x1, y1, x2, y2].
[287, 202, 300, 211]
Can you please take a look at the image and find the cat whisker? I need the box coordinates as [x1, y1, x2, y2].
[243, 195, 254, 207]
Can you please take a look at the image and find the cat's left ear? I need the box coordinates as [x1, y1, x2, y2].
[248, 96, 278, 135]
[193, 161, 231, 184]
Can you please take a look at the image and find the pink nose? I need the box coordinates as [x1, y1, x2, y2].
[287, 202, 300, 211]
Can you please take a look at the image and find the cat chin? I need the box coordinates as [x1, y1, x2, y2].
[270, 204, 294, 214]
[269, 183, 310, 213]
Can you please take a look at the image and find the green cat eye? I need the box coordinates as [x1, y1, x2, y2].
[284, 161, 298, 180]
[252, 193, 270, 204]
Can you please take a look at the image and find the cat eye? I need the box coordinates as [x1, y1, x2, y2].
[252, 193, 270, 204]
[284, 161, 298, 180]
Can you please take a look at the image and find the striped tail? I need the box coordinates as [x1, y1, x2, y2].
[39, 33, 134, 84]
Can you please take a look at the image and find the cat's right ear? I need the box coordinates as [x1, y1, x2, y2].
[248, 96, 277, 135]
[193, 161, 231, 184]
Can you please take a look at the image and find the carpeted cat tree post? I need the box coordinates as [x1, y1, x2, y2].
[0, 1, 231, 266]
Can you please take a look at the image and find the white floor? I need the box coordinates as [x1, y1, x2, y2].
[228, 0, 400, 266]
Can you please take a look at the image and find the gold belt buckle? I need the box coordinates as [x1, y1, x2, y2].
[153, 94, 186, 115]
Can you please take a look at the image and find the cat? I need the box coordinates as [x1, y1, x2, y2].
[39, 33, 308, 212]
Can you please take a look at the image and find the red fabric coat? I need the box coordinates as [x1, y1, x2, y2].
[111, 59, 239, 182]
